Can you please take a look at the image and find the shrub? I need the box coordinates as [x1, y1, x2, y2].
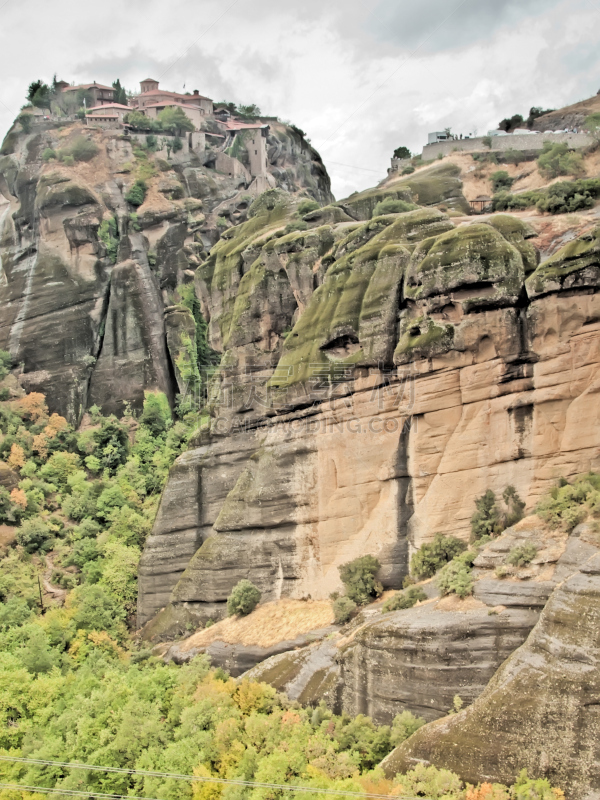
[506, 543, 537, 567]
[98, 217, 119, 264]
[332, 595, 357, 623]
[401, 165, 415, 174]
[94, 416, 129, 473]
[42, 147, 56, 161]
[410, 534, 467, 579]
[482, 136, 492, 149]
[394, 146, 411, 159]
[437, 551, 476, 598]
[15, 517, 53, 553]
[491, 170, 514, 192]
[471, 490, 502, 540]
[40, 451, 81, 490]
[339, 555, 382, 605]
[399, 764, 464, 800]
[373, 198, 417, 216]
[145, 134, 158, 151]
[499, 114, 524, 132]
[390, 710, 426, 746]
[62, 155, 75, 166]
[297, 199, 320, 215]
[68, 583, 126, 639]
[0, 596, 32, 630]
[139, 391, 172, 436]
[502, 485, 526, 528]
[125, 179, 147, 207]
[67, 136, 99, 162]
[227, 579, 261, 616]
[172, 136, 183, 153]
[504, 148, 524, 166]
[382, 585, 427, 612]
[538, 142, 585, 179]
[537, 474, 600, 531]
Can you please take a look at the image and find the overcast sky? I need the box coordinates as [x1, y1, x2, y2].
[0, 0, 598, 198]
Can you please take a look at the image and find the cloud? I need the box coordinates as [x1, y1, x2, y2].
[0, 0, 596, 200]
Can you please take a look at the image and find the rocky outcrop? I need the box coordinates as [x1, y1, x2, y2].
[0, 118, 333, 422]
[138, 203, 600, 631]
[383, 553, 600, 800]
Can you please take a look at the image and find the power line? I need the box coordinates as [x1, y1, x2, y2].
[326, 160, 382, 174]
[0, 783, 155, 800]
[0, 756, 423, 800]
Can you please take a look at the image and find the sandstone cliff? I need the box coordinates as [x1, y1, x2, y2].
[0, 118, 332, 421]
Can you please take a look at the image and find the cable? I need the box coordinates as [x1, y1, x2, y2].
[0, 756, 419, 800]
[0, 783, 154, 800]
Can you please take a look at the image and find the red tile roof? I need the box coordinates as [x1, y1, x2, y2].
[138, 89, 212, 102]
[144, 101, 200, 110]
[87, 103, 130, 112]
[62, 83, 114, 92]
[223, 121, 267, 131]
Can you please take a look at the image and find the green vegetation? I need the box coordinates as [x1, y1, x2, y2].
[125, 178, 147, 207]
[537, 142, 584, 179]
[393, 146, 411, 159]
[227, 579, 261, 616]
[526, 106, 554, 128]
[436, 550, 477, 598]
[381, 585, 427, 612]
[482, 136, 492, 149]
[0, 350, 11, 381]
[158, 106, 195, 135]
[390, 710, 426, 745]
[373, 198, 418, 216]
[493, 178, 600, 214]
[491, 171, 514, 192]
[339, 555, 382, 605]
[537, 473, 600, 531]
[332, 595, 357, 623]
[98, 216, 119, 264]
[27, 79, 52, 109]
[297, 198, 320, 215]
[584, 112, 600, 132]
[410, 534, 467, 579]
[498, 113, 524, 132]
[504, 148, 524, 166]
[471, 486, 525, 541]
[507, 543, 538, 567]
[41, 147, 56, 161]
[111, 78, 128, 106]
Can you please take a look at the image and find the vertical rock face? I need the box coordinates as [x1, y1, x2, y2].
[0, 120, 333, 422]
[138, 211, 600, 633]
[384, 554, 600, 800]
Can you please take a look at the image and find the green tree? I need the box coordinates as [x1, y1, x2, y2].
[393, 146, 411, 159]
[339, 555, 382, 605]
[411, 534, 467, 579]
[471, 490, 501, 540]
[112, 79, 128, 106]
[0, 349, 11, 380]
[125, 179, 147, 207]
[227, 579, 261, 616]
[157, 106, 195, 135]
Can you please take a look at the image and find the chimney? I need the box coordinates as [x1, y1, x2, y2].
[193, 89, 199, 96]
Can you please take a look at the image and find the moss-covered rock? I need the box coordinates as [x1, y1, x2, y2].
[487, 215, 539, 275]
[270, 209, 454, 387]
[405, 223, 525, 309]
[526, 225, 600, 298]
[394, 315, 455, 364]
[36, 174, 98, 211]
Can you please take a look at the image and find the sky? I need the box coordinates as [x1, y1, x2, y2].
[0, 0, 599, 199]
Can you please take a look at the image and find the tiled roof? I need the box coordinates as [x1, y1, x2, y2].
[138, 89, 212, 101]
[141, 78, 159, 83]
[144, 101, 200, 110]
[62, 83, 114, 92]
[223, 120, 267, 131]
[87, 103, 130, 112]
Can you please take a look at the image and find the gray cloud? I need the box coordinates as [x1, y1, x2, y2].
[367, 0, 565, 52]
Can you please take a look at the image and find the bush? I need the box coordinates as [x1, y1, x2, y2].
[537, 142, 585, 179]
[42, 147, 56, 161]
[504, 148, 524, 166]
[482, 136, 492, 149]
[172, 136, 183, 153]
[536, 474, 600, 531]
[297, 199, 320, 215]
[125, 179, 147, 207]
[437, 551, 476, 598]
[68, 583, 126, 639]
[471, 490, 502, 540]
[394, 146, 411, 159]
[227, 579, 261, 616]
[339, 555, 382, 605]
[410, 534, 467, 579]
[506, 543, 538, 567]
[68, 136, 99, 162]
[145, 134, 158, 151]
[382, 585, 427, 612]
[98, 217, 119, 264]
[0, 349, 11, 381]
[139, 391, 172, 436]
[332, 595, 357, 623]
[401, 165, 415, 174]
[390, 710, 426, 746]
[373, 198, 417, 216]
[94, 416, 129, 473]
[491, 170, 514, 192]
[15, 518, 53, 553]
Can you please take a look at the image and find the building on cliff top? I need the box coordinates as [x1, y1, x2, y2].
[61, 82, 115, 106]
[85, 103, 131, 126]
[131, 79, 213, 125]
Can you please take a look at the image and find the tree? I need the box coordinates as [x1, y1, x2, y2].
[339, 555, 382, 605]
[227, 579, 261, 616]
[410, 534, 467, 579]
[124, 110, 160, 131]
[112, 79, 128, 106]
[498, 114, 524, 132]
[237, 104, 261, 119]
[27, 80, 52, 110]
[157, 106, 195, 135]
[393, 146, 411, 159]
[471, 490, 501, 540]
